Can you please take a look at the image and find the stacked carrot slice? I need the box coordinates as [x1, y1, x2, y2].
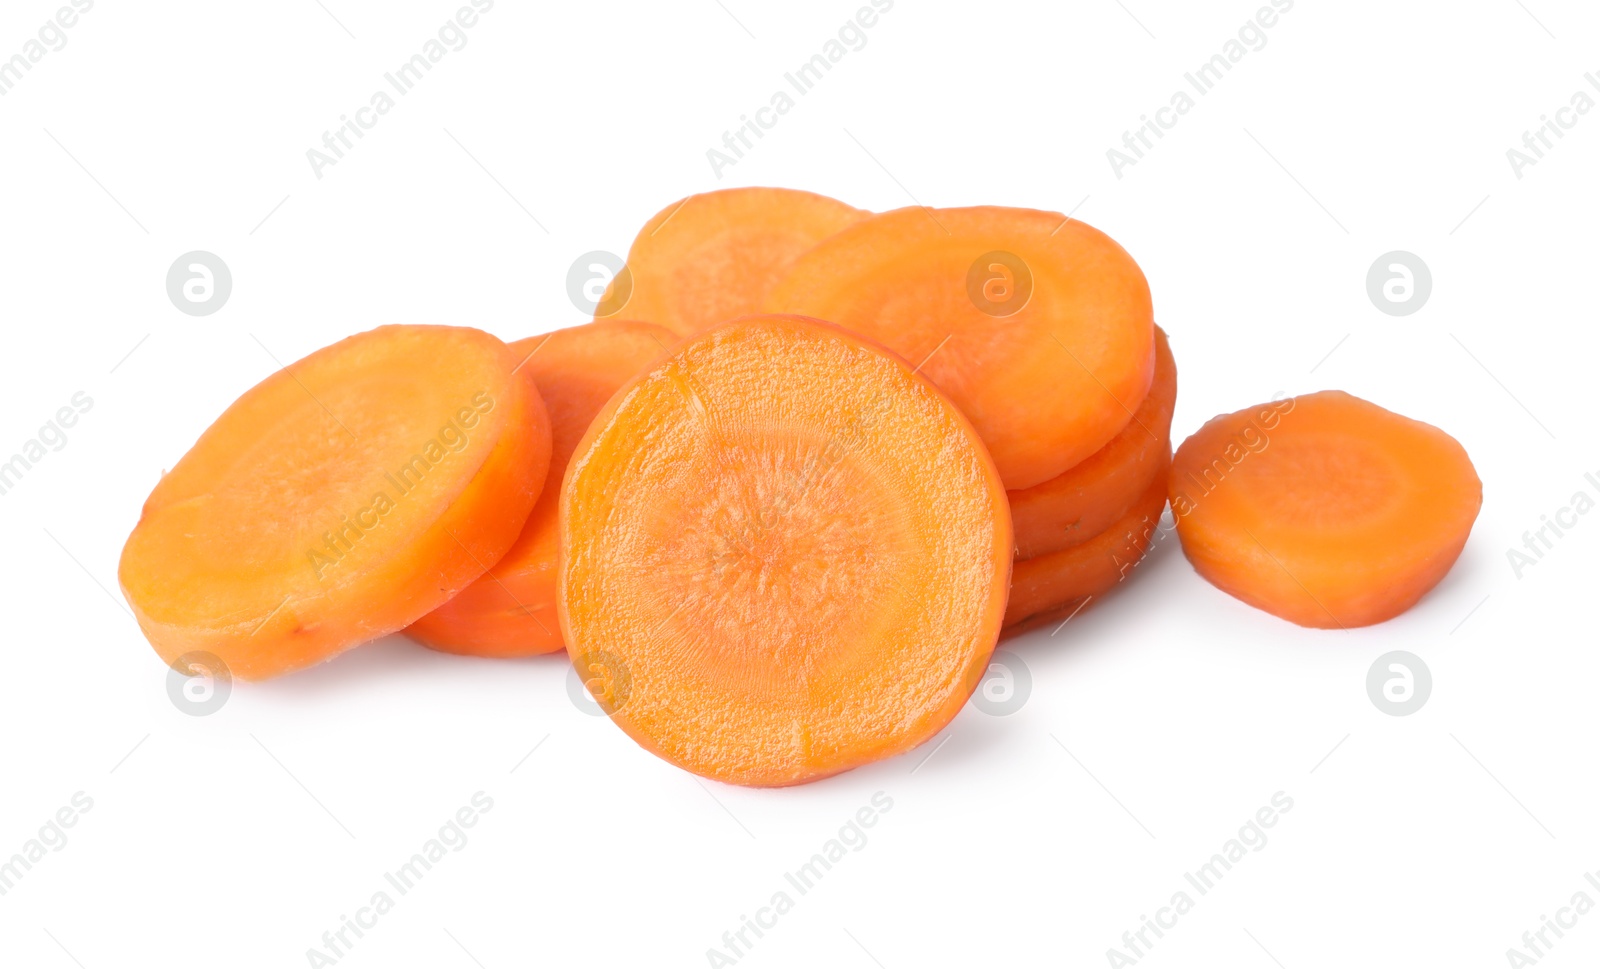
[119, 185, 1481, 788]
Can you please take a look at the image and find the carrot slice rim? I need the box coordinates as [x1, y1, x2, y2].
[1012, 326, 1177, 560]
[1004, 461, 1170, 631]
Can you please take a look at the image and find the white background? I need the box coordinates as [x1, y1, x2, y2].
[2, 1, 1597, 966]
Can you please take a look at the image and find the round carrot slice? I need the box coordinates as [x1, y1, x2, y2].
[119, 325, 551, 680]
[1004, 463, 1169, 632]
[766, 205, 1155, 490]
[560, 314, 1012, 787]
[1012, 326, 1177, 560]
[1169, 390, 1482, 628]
[602, 187, 868, 337]
[409, 321, 675, 657]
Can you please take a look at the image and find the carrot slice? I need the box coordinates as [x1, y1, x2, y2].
[602, 187, 868, 336]
[1011, 326, 1176, 560]
[766, 205, 1155, 490]
[119, 325, 551, 680]
[408, 321, 675, 657]
[559, 314, 1012, 786]
[1169, 390, 1481, 628]
[1003, 462, 1169, 632]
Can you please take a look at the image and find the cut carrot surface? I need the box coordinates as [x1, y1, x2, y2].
[559, 314, 1012, 786]
[1011, 326, 1176, 560]
[1003, 461, 1169, 633]
[602, 187, 868, 337]
[1169, 390, 1481, 628]
[119, 325, 551, 680]
[766, 205, 1155, 490]
[408, 321, 675, 657]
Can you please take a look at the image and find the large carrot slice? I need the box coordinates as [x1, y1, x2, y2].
[1169, 390, 1481, 628]
[560, 314, 1012, 786]
[602, 187, 868, 336]
[1011, 326, 1176, 560]
[1003, 462, 1169, 633]
[119, 325, 551, 680]
[408, 321, 675, 657]
[766, 205, 1155, 490]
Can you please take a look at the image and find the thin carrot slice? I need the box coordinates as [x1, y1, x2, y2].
[408, 321, 675, 657]
[1012, 326, 1176, 560]
[1169, 390, 1481, 628]
[560, 314, 1012, 787]
[1003, 463, 1169, 632]
[602, 187, 869, 336]
[766, 205, 1155, 490]
[119, 325, 551, 680]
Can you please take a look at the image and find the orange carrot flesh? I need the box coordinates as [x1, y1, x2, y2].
[408, 321, 676, 657]
[559, 315, 1012, 786]
[1003, 461, 1169, 632]
[119, 325, 551, 680]
[1011, 326, 1176, 560]
[766, 206, 1155, 490]
[603, 187, 868, 337]
[1169, 390, 1482, 628]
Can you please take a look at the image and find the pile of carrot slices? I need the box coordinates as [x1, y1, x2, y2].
[120, 187, 1482, 786]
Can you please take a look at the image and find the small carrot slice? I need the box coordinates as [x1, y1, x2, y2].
[766, 205, 1155, 490]
[1169, 390, 1481, 628]
[408, 321, 675, 657]
[119, 325, 551, 680]
[1003, 463, 1169, 633]
[602, 187, 869, 336]
[1011, 326, 1177, 560]
[560, 314, 1012, 787]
